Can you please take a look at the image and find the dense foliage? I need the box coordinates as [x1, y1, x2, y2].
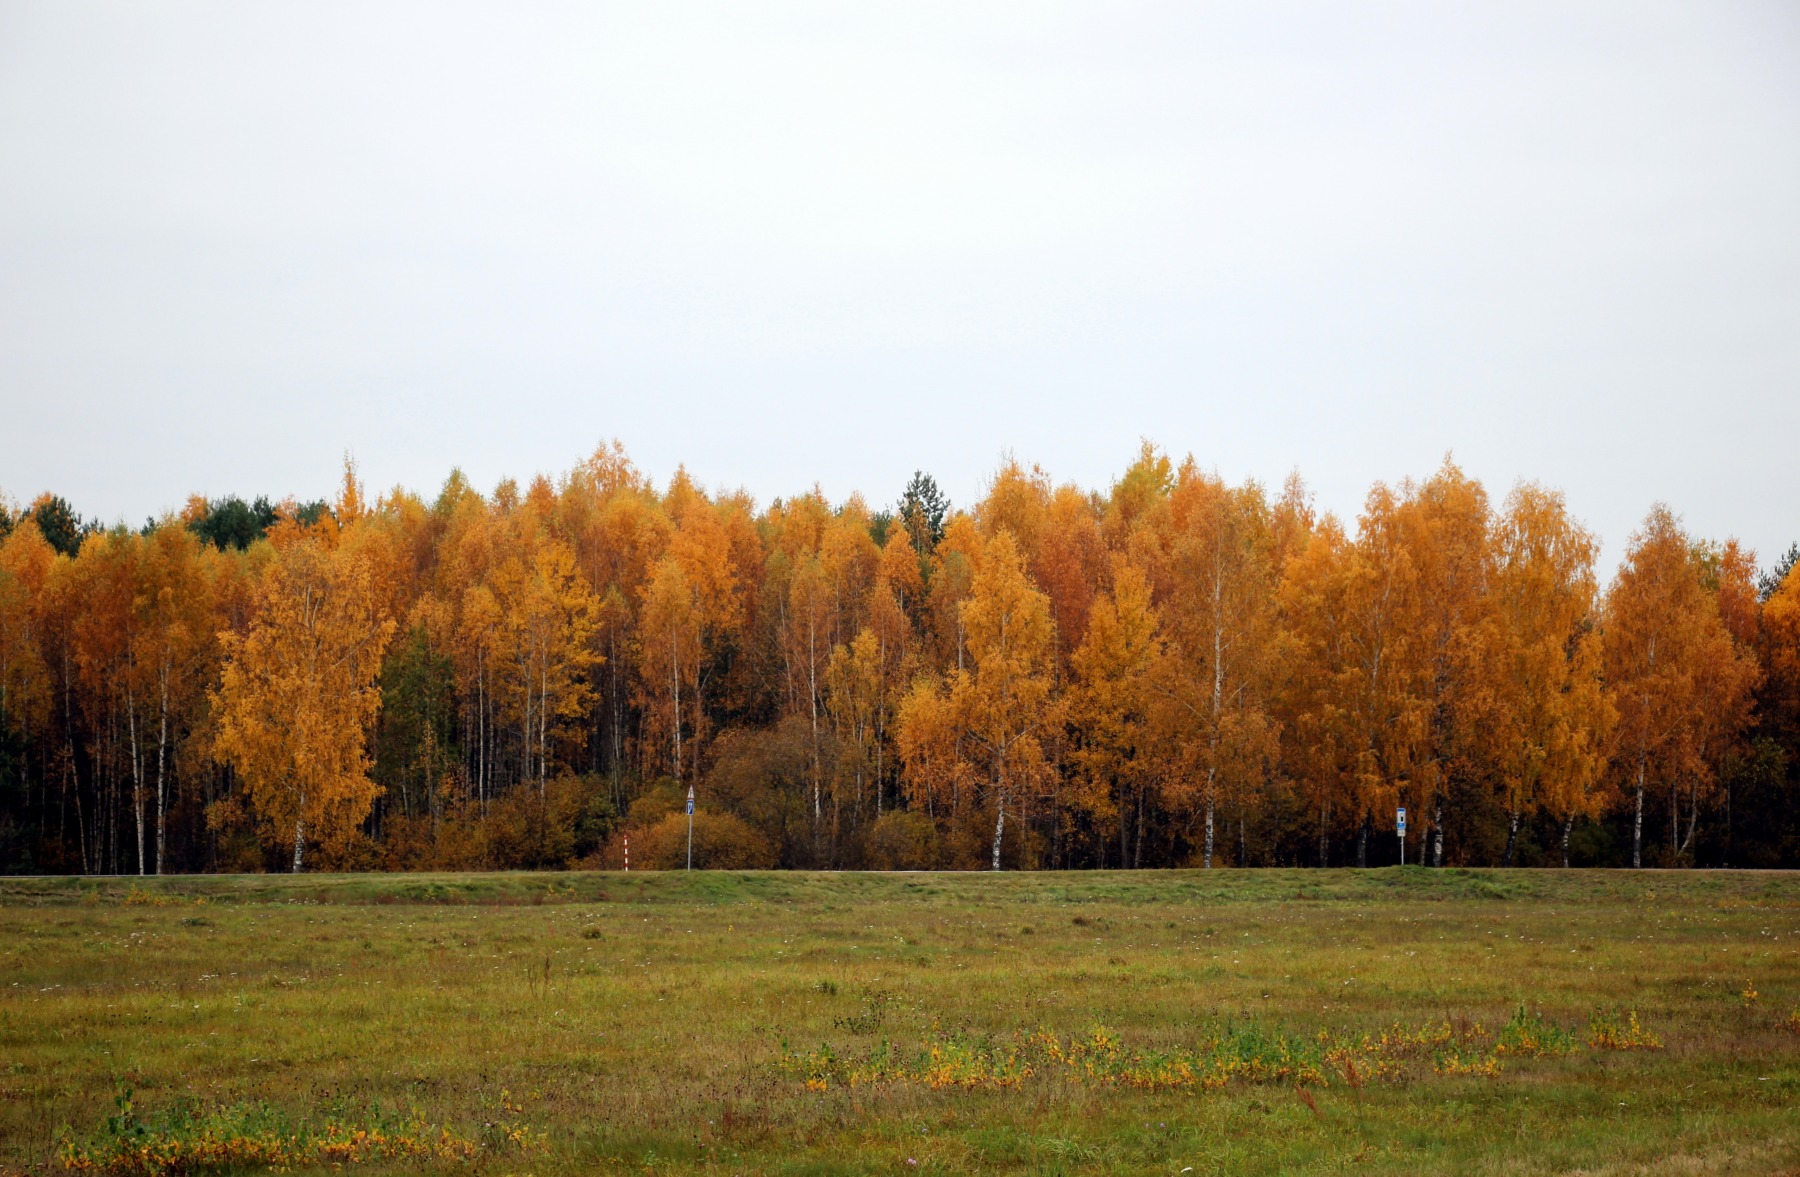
[0, 442, 1794, 873]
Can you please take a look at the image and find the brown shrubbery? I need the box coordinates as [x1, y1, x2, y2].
[625, 811, 777, 870]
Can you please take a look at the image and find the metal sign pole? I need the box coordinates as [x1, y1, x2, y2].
[686, 784, 695, 872]
[1397, 807, 1407, 867]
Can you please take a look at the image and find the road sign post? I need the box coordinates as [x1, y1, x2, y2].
[1397, 807, 1407, 866]
[686, 784, 695, 872]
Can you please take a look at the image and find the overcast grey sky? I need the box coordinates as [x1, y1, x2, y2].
[1, 1, 1796, 574]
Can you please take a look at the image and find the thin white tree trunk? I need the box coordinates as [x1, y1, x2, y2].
[291, 803, 306, 873]
[808, 610, 821, 822]
[128, 687, 145, 876]
[155, 669, 169, 874]
[1208, 565, 1223, 871]
[670, 637, 683, 779]
[1632, 758, 1645, 869]
[990, 787, 1006, 871]
[538, 654, 550, 794]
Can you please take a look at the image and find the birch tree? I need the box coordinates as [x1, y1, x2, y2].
[214, 531, 395, 871]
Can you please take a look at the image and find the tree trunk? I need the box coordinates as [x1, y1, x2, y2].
[1133, 789, 1145, 869]
[1206, 586, 1223, 871]
[291, 816, 306, 873]
[990, 788, 1006, 871]
[1669, 781, 1678, 861]
[155, 674, 169, 875]
[476, 658, 488, 808]
[1502, 810, 1520, 867]
[1723, 778, 1732, 868]
[1318, 803, 1329, 869]
[1356, 818, 1367, 868]
[1431, 798, 1444, 867]
[1561, 812, 1574, 868]
[808, 609, 822, 824]
[1119, 784, 1129, 870]
[1632, 759, 1645, 869]
[670, 639, 683, 780]
[128, 693, 145, 876]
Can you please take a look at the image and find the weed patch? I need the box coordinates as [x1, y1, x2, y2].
[1586, 1008, 1663, 1050]
[60, 1089, 541, 1176]
[1494, 1004, 1578, 1058]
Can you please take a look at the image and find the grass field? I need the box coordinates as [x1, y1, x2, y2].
[2, 868, 1798, 1175]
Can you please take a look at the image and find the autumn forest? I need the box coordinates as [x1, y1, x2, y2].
[1, 443, 1796, 876]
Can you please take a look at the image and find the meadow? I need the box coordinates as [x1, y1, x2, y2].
[1, 868, 1797, 1175]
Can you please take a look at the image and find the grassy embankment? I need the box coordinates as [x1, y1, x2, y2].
[2, 868, 1798, 1174]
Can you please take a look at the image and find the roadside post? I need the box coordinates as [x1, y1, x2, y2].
[686, 784, 695, 872]
[1397, 807, 1407, 866]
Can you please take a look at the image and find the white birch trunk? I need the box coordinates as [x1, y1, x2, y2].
[990, 788, 1006, 871]
[1632, 758, 1645, 869]
[128, 688, 145, 876]
[155, 669, 169, 875]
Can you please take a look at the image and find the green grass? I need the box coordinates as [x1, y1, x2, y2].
[3, 868, 1798, 1174]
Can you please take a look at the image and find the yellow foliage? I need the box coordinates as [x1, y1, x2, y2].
[213, 535, 395, 871]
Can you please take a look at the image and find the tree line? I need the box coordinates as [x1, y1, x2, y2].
[0, 442, 1795, 874]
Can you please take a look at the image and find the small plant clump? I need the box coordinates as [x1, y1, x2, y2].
[1431, 1050, 1503, 1077]
[1586, 1008, 1663, 1051]
[123, 887, 205, 909]
[1494, 1004, 1578, 1058]
[59, 1090, 542, 1177]
[1741, 979, 1759, 1008]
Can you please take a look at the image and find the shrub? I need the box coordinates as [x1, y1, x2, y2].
[864, 811, 940, 870]
[631, 811, 776, 870]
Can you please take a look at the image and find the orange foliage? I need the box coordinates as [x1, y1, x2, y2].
[0, 442, 1786, 873]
